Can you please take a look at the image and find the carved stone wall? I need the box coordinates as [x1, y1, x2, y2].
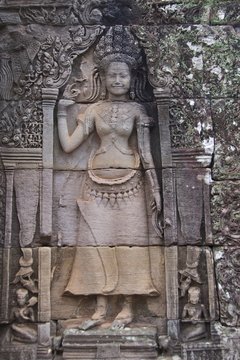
[0, 1, 239, 359]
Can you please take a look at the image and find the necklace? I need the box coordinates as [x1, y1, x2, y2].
[98, 102, 130, 130]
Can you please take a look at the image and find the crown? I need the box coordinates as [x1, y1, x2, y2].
[94, 25, 142, 70]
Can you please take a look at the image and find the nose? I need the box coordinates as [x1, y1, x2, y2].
[114, 75, 121, 84]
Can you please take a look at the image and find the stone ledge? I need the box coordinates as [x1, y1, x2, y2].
[62, 326, 158, 359]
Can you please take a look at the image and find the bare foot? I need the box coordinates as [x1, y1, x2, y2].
[79, 318, 104, 331]
[91, 307, 106, 321]
[79, 295, 108, 330]
[111, 316, 133, 330]
[111, 296, 133, 330]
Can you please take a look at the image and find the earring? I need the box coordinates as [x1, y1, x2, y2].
[130, 87, 135, 100]
[129, 78, 135, 100]
[100, 84, 107, 100]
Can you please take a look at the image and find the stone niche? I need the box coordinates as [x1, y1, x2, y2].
[0, 0, 239, 359]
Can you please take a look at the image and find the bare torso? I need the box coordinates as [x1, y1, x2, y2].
[89, 101, 139, 179]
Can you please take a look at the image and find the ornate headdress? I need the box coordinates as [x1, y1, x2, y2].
[94, 25, 142, 71]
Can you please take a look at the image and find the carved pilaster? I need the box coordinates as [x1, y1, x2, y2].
[37, 323, 52, 359]
[206, 248, 218, 321]
[162, 168, 178, 245]
[38, 247, 51, 322]
[154, 89, 178, 246]
[0, 247, 10, 323]
[41, 88, 59, 238]
[153, 88, 172, 167]
[4, 164, 15, 248]
[165, 246, 179, 321]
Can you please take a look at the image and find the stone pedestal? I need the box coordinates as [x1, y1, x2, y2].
[62, 327, 158, 359]
[181, 342, 224, 360]
[0, 344, 37, 360]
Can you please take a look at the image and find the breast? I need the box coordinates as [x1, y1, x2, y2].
[95, 113, 135, 138]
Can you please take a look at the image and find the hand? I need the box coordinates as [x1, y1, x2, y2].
[151, 191, 161, 213]
[151, 191, 163, 237]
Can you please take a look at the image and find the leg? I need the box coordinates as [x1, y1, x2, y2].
[79, 295, 108, 331]
[111, 296, 133, 330]
[92, 295, 108, 320]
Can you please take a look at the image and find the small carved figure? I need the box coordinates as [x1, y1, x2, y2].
[58, 26, 162, 330]
[181, 286, 208, 342]
[179, 246, 202, 297]
[11, 288, 37, 343]
[12, 249, 38, 294]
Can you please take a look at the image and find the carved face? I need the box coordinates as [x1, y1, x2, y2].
[105, 62, 131, 98]
[189, 288, 200, 305]
[17, 293, 27, 306]
[16, 288, 28, 306]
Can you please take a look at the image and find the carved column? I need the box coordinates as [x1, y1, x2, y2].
[165, 246, 179, 339]
[1, 162, 15, 322]
[3, 164, 15, 248]
[41, 88, 59, 238]
[38, 247, 51, 322]
[154, 88, 179, 339]
[154, 88, 177, 246]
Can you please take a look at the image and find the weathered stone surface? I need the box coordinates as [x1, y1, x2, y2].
[178, 247, 218, 324]
[0, 158, 6, 247]
[0, 247, 38, 322]
[51, 246, 166, 321]
[170, 98, 213, 153]
[0, 344, 37, 360]
[215, 323, 240, 359]
[203, 27, 240, 98]
[0, 2, 239, 357]
[14, 169, 40, 247]
[0, 24, 103, 102]
[181, 341, 224, 360]
[214, 247, 240, 327]
[210, 1, 240, 26]
[135, 24, 239, 98]
[62, 327, 158, 359]
[211, 181, 240, 245]
[175, 168, 212, 245]
[212, 99, 240, 180]
[0, 101, 43, 148]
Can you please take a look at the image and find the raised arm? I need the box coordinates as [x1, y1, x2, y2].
[57, 99, 94, 153]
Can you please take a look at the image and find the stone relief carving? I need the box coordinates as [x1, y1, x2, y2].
[215, 247, 240, 326]
[211, 99, 240, 180]
[19, 6, 73, 26]
[179, 246, 202, 297]
[19, 0, 143, 26]
[211, 181, 240, 245]
[181, 286, 208, 342]
[0, 25, 103, 150]
[0, 26, 43, 101]
[12, 249, 38, 295]
[0, 1, 238, 357]
[11, 287, 38, 344]
[0, 101, 43, 147]
[57, 25, 162, 330]
[0, 162, 6, 246]
[0, 249, 38, 349]
[15, 25, 103, 99]
[132, 25, 173, 90]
